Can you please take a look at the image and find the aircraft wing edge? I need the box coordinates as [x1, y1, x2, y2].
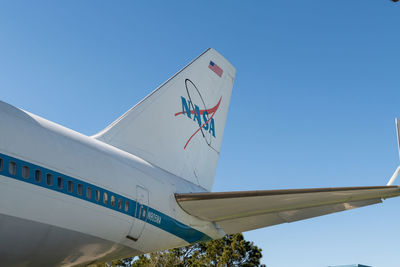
[175, 186, 400, 234]
[217, 198, 383, 234]
[176, 186, 400, 201]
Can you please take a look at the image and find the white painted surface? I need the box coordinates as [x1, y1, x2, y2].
[94, 48, 236, 191]
[1, 48, 398, 266]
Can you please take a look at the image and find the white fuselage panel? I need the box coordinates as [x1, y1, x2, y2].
[0, 100, 224, 266]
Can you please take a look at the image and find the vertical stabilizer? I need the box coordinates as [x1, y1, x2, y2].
[93, 49, 236, 191]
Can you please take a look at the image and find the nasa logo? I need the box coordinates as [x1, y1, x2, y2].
[179, 96, 218, 137]
[174, 79, 222, 149]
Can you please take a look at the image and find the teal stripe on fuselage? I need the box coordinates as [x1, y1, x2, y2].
[0, 152, 211, 244]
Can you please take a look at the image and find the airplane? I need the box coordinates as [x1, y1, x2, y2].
[1, 48, 400, 267]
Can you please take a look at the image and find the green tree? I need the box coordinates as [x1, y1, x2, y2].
[113, 233, 265, 267]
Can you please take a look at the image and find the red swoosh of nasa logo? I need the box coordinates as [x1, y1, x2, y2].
[175, 96, 222, 149]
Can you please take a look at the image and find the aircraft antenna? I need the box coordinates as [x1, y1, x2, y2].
[396, 117, 400, 161]
[387, 118, 400, 186]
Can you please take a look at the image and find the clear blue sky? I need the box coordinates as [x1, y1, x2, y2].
[1, 1, 399, 266]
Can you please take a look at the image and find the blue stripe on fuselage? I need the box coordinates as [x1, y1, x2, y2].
[0, 152, 211, 244]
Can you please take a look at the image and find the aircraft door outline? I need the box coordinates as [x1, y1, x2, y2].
[126, 185, 149, 241]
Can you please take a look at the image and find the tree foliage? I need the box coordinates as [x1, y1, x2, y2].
[111, 233, 265, 267]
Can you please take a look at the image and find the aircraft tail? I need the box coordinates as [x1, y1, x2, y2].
[93, 48, 236, 191]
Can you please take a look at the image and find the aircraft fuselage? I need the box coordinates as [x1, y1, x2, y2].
[0, 101, 223, 266]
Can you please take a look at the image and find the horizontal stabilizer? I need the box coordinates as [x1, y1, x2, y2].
[176, 186, 400, 234]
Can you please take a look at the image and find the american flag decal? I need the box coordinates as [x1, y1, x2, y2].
[208, 61, 223, 77]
